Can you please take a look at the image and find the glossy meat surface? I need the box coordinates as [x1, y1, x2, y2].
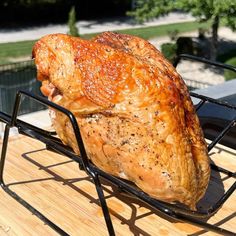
[33, 32, 210, 209]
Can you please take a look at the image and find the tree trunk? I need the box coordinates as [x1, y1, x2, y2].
[210, 15, 219, 61]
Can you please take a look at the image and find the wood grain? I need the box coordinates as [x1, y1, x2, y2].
[0, 135, 235, 235]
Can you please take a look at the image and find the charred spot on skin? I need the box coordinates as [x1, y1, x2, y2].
[121, 139, 129, 146]
[154, 160, 159, 166]
[169, 101, 176, 109]
[101, 110, 114, 117]
[120, 118, 126, 123]
[168, 85, 173, 91]
[159, 139, 165, 144]
[139, 176, 143, 181]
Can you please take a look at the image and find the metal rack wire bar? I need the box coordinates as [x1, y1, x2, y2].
[174, 54, 236, 73]
[0, 88, 235, 235]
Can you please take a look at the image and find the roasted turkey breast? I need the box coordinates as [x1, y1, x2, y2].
[32, 32, 210, 209]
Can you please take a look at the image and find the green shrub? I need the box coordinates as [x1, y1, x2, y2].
[161, 43, 177, 64]
[176, 37, 193, 55]
[198, 27, 208, 39]
[224, 57, 236, 81]
[68, 6, 79, 37]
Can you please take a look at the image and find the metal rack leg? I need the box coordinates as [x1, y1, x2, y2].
[92, 174, 115, 236]
[0, 125, 69, 236]
[0, 124, 10, 183]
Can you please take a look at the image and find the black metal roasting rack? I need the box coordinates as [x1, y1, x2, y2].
[0, 54, 236, 236]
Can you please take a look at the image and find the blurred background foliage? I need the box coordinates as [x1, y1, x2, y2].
[128, 0, 236, 60]
[68, 6, 79, 37]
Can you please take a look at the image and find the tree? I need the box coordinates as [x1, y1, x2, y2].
[128, 0, 236, 60]
[68, 6, 79, 37]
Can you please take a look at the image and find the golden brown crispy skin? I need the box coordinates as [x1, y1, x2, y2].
[33, 33, 210, 209]
[93, 31, 211, 204]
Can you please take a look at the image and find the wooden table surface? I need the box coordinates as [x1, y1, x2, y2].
[0, 134, 235, 236]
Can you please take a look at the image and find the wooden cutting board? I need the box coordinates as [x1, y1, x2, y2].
[0, 135, 235, 235]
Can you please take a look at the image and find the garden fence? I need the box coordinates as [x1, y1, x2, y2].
[0, 60, 46, 116]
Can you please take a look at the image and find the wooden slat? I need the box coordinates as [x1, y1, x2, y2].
[0, 135, 235, 235]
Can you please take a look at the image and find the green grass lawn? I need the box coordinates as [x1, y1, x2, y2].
[0, 20, 211, 65]
[0, 40, 36, 64]
[103, 21, 210, 40]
